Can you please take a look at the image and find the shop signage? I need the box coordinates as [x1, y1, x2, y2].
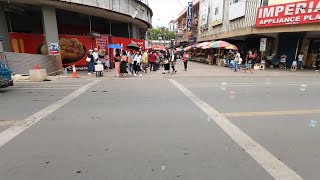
[256, 0, 320, 27]
[229, 0, 247, 20]
[49, 42, 60, 55]
[186, 2, 193, 31]
[260, 38, 267, 52]
[212, 0, 224, 26]
[200, 0, 209, 30]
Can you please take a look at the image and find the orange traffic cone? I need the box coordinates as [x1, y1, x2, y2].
[72, 64, 78, 78]
[34, 64, 39, 70]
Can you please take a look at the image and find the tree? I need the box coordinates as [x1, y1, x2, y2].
[147, 27, 175, 40]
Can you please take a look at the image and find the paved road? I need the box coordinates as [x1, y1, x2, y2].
[0, 61, 319, 180]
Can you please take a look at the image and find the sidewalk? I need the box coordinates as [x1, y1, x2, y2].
[48, 61, 320, 80]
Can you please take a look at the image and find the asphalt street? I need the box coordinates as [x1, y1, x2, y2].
[0, 61, 319, 180]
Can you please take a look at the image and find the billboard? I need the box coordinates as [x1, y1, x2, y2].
[199, 0, 209, 30]
[229, 0, 247, 20]
[211, 0, 224, 26]
[256, 0, 320, 27]
[186, 2, 193, 31]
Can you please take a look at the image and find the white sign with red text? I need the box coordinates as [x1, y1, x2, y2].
[256, 0, 320, 27]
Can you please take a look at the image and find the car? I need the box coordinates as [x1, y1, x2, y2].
[0, 58, 13, 87]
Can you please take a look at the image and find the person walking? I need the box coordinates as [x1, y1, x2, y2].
[149, 51, 157, 72]
[162, 51, 170, 74]
[244, 51, 253, 73]
[104, 52, 111, 72]
[170, 50, 177, 75]
[114, 49, 121, 77]
[234, 52, 241, 72]
[141, 50, 148, 73]
[127, 50, 134, 75]
[297, 52, 304, 69]
[134, 51, 142, 76]
[183, 51, 189, 71]
[120, 50, 128, 77]
[87, 49, 95, 75]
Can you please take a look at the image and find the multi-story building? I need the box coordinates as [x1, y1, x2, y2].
[0, 0, 152, 69]
[175, 0, 200, 47]
[168, 20, 178, 32]
[198, 0, 320, 68]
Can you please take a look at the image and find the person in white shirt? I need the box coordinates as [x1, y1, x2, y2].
[93, 48, 99, 62]
[297, 52, 304, 69]
[234, 52, 241, 72]
[133, 51, 142, 76]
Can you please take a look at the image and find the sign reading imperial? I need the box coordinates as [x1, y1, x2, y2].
[256, 0, 320, 27]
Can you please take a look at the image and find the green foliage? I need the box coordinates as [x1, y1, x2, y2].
[147, 27, 175, 40]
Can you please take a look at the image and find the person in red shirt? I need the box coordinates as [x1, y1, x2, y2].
[149, 51, 157, 72]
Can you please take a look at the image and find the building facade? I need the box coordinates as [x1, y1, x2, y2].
[175, 0, 200, 46]
[197, 0, 320, 68]
[0, 0, 152, 68]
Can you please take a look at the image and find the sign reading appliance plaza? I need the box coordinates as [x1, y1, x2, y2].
[256, 0, 320, 27]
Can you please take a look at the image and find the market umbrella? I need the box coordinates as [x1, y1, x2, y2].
[209, 41, 231, 49]
[108, 44, 123, 49]
[126, 44, 140, 51]
[225, 44, 238, 51]
[196, 41, 211, 48]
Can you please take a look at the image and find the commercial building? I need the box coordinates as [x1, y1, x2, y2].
[197, 0, 320, 68]
[175, 0, 200, 47]
[0, 0, 152, 71]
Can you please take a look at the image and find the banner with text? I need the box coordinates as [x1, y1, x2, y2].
[256, 0, 320, 27]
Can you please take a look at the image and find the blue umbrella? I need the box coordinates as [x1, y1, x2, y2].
[108, 44, 123, 49]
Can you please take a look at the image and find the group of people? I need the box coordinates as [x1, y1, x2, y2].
[87, 48, 191, 77]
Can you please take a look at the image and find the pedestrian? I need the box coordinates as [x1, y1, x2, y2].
[316, 53, 320, 72]
[297, 52, 304, 69]
[93, 48, 99, 71]
[120, 50, 128, 77]
[234, 52, 241, 72]
[134, 51, 142, 76]
[280, 53, 287, 69]
[244, 51, 253, 73]
[170, 50, 177, 75]
[104, 52, 110, 72]
[127, 50, 134, 75]
[183, 51, 188, 71]
[141, 50, 148, 73]
[291, 59, 297, 71]
[162, 51, 170, 74]
[149, 51, 157, 72]
[114, 49, 121, 77]
[87, 49, 94, 75]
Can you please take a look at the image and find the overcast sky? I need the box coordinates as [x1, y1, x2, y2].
[148, 0, 189, 27]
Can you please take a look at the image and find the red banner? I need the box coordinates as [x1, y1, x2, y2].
[9, 33, 92, 67]
[111, 37, 144, 51]
[256, 0, 320, 27]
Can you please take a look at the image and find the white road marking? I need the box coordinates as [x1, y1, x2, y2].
[0, 80, 100, 148]
[183, 82, 320, 87]
[169, 79, 303, 180]
[11, 88, 78, 90]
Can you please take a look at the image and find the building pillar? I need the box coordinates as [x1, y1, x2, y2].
[271, 37, 279, 55]
[42, 6, 62, 74]
[0, 6, 11, 52]
[300, 37, 310, 67]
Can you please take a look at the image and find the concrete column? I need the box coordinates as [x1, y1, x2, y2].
[0, 6, 11, 52]
[42, 6, 62, 74]
[300, 37, 310, 67]
[271, 37, 279, 55]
